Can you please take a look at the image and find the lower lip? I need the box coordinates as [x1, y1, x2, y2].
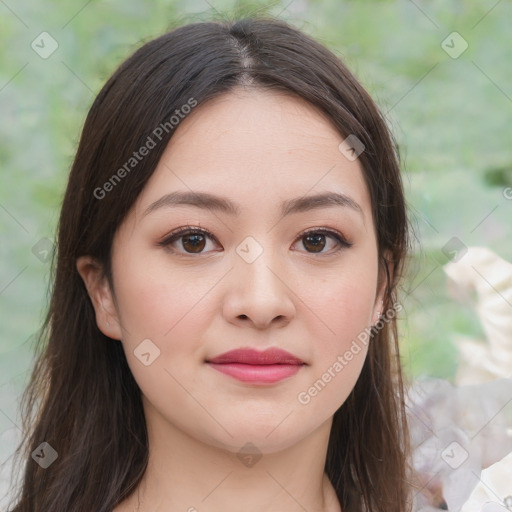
[207, 362, 303, 384]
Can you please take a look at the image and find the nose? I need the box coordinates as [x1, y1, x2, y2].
[222, 248, 296, 330]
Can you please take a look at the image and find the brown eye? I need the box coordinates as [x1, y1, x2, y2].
[294, 229, 353, 255]
[158, 227, 218, 255]
[181, 233, 206, 253]
[302, 233, 326, 253]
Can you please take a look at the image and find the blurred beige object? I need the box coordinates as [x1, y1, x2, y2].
[443, 246, 512, 384]
[408, 378, 512, 511]
[460, 449, 512, 512]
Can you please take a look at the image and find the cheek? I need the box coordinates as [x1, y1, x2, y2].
[311, 284, 372, 368]
[300, 259, 378, 350]
[318, 277, 373, 327]
[112, 263, 217, 403]
[111, 258, 225, 409]
[293, 257, 377, 412]
[113, 260, 215, 344]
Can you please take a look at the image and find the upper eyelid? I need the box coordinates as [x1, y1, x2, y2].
[158, 226, 215, 243]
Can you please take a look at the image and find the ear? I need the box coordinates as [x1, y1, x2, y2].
[76, 256, 123, 340]
[372, 253, 394, 325]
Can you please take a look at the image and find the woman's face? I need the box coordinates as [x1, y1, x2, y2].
[85, 88, 383, 454]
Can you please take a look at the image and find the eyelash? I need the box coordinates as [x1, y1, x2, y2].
[157, 225, 353, 257]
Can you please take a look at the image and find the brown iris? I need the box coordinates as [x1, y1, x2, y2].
[302, 233, 326, 253]
[181, 233, 206, 253]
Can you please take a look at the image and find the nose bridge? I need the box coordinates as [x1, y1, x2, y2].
[224, 234, 295, 327]
[235, 234, 284, 294]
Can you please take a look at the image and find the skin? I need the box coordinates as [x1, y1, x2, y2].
[77, 87, 386, 512]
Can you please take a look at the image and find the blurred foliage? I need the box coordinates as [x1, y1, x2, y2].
[483, 165, 512, 187]
[1, 0, 511, 389]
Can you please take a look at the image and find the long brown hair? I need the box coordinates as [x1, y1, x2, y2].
[9, 16, 411, 512]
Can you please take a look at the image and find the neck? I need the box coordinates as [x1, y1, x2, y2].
[115, 403, 341, 512]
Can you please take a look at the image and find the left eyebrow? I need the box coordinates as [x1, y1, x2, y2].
[143, 190, 364, 219]
[281, 191, 363, 218]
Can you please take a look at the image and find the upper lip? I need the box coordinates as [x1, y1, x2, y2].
[207, 348, 304, 365]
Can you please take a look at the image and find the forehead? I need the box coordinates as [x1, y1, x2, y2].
[133, 87, 372, 224]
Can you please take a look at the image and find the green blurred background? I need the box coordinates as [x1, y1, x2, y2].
[1, 0, 511, 473]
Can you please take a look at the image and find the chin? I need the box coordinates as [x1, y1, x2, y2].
[203, 418, 318, 456]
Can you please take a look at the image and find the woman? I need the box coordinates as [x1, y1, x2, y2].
[10, 16, 411, 512]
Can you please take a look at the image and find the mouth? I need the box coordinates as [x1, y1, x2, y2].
[206, 348, 305, 384]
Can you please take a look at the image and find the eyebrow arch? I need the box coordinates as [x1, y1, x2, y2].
[143, 190, 363, 218]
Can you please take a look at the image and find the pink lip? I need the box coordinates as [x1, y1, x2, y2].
[206, 348, 304, 384]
